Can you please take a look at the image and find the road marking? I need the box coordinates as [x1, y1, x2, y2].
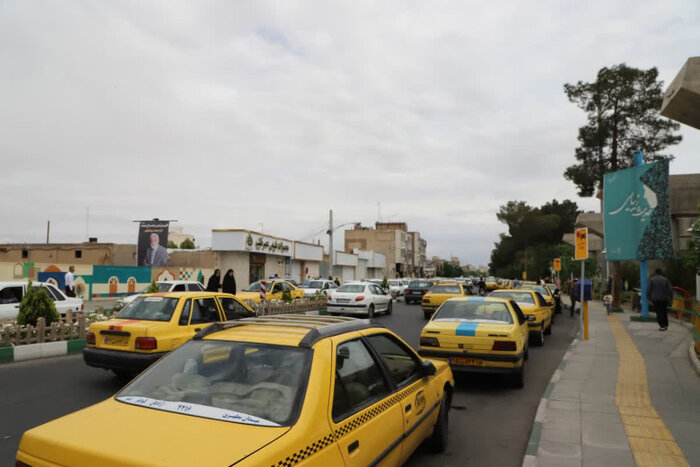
[608, 314, 689, 466]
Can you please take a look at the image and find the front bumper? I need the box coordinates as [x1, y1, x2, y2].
[83, 347, 168, 372]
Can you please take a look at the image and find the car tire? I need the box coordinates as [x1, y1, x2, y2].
[386, 301, 393, 315]
[368, 304, 375, 319]
[511, 363, 525, 389]
[524, 345, 529, 361]
[424, 311, 431, 320]
[534, 328, 545, 346]
[550, 312, 555, 325]
[545, 320, 552, 335]
[429, 390, 450, 452]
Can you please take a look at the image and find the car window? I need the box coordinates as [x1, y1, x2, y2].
[490, 291, 535, 305]
[366, 334, 419, 387]
[510, 301, 526, 325]
[430, 285, 461, 294]
[534, 292, 548, 307]
[35, 285, 58, 301]
[178, 300, 192, 326]
[219, 297, 253, 320]
[282, 282, 293, 292]
[190, 297, 221, 324]
[188, 283, 204, 292]
[369, 285, 381, 295]
[47, 285, 66, 301]
[433, 301, 514, 324]
[272, 283, 283, 294]
[0, 286, 23, 304]
[409, 281, 430, 288]
[329, 282, 337, 289]
[332, 339, 390, 421]
[171, 284, 186, 292]
[337, 284, 365, 293]
[119, 296, 179, 322]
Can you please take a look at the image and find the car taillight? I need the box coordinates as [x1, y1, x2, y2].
[135, 337, 157, 350]
[526, 315, 536, 322]
[422, 290, 428, 294]
[492, 340, 517, 351]
[81, 303, 84, 310]
[404, 289, 410, 295]
[86, 331, 96, 345]
[420, 336, 440, 347]
[327, 295, 332, 300]
[15, 460, 31, 467]
[355, 296, 365, 302]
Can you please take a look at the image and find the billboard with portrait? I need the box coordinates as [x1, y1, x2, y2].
[137, 221, 170, 267]
[603, 160, 674, 261]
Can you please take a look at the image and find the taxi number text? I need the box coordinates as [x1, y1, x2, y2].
[104, 336, 129, 346]
[450, 357, 484, 366]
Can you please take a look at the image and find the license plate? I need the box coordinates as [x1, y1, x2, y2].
[336, 299, 350, 304]
[104, 336, 129, 346]
[450, 357, 484, 367]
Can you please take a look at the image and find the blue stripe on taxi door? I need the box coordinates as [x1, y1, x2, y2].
[455, 322, 478, 336]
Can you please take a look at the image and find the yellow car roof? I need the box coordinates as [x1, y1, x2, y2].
[491, 289, 536, 296]
[141, 292, 237, 299]
[442, 296, 511, 304]
[194, 315, 376, 348]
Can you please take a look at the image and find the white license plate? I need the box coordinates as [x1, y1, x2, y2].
[337, 299, 351, 304]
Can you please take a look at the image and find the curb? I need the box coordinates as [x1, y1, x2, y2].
[521, 339, 577, 467]
[0, 338, 86, 364]
[666, 316, 700, 378]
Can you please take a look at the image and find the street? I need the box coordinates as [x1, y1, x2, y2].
[0, 300, 578, 466]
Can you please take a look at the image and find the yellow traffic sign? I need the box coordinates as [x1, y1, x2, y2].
[575, 228, 588, 260]
[553, 258, 561, 271]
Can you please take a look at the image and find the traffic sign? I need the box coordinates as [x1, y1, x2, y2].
[553, 258, 561, 271]
[575, 228, 588, 261]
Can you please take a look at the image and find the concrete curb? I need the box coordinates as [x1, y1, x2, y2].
[667, 316, 700, 378]
[0, 338, 86, 364]
[521, 339, 577, 467]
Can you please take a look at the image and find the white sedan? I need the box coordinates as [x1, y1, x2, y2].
[327, 282, 392, 318]
[299, 279, 338, 297]
[0, 281, 84, 320]
[114, 280, 205, 310]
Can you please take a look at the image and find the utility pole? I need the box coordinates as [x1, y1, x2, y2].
[327, 209, 334, 278]
[46, 220, 50, 243]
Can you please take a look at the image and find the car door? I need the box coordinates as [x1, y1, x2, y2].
[365, 332, 440, 464]
[510, 301, 529, 348]
[329, 337, 403, 466]
[218, 297, 254, 320]
[0, 285, 24, 320]
[371, 285, 389, 311]
[269, 282, 284, 301]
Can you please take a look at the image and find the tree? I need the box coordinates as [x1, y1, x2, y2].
[167, 240, 178, 248]
[17, 281, 59, 326]
[145, 280, 160, 294]
[564, 64, 682, 309]
[563, 64, 682, 197]
[180, 238, 195, 249]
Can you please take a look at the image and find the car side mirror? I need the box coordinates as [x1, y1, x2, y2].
[419, 359, 437, 376]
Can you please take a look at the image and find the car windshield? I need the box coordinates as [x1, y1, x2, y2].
[337, 284, 366, 293]
[523, 286, 549, 296]
[490, 291, 535, 305]
[433, 301, 513, 324]
[117, 296, 179, 321]
[409, 281, 431, 288]
[244, 282, 273, 292]
[302, 281, 323, 289]
[117, 340, 311, 427]
[430, 285, 461, 294]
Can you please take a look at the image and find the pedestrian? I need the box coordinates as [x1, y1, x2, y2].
[206, 269, 221, 292]
[64, 266, 76, 297]
[334, 277, 341, 286]
[222, 269, 236, 295]
[603, 292, 613, 315]
[570, 280, 578, 317]
[648, 268, 673, 331]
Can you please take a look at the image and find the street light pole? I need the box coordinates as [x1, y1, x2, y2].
[327, 210, 334, 278]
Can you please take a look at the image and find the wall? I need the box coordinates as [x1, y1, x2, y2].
[167, 249, 218, 268]
[217, 251, 251, 288]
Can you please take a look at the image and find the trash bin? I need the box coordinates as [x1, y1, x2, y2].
[581, 279, 593, 301]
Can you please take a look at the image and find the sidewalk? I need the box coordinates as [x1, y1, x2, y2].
[524, 299, 700, 467]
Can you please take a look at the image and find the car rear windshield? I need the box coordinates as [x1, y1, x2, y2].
[117, 296, 179, 321]
[490, 291, 535, 305]
[117, 340, 311, 427]
[156, 283, 172, 292]
[302, 281, 323, 289]
[387, 280, 401, 286]
[337, 284, 365, 293]
[409, 281, 431, 288]
[433, 301, 513, 324]
[243, 281, 273, 292]
[430, 285, 461, 294]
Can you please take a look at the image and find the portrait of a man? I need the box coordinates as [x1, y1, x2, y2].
[142, 233, 168, 266]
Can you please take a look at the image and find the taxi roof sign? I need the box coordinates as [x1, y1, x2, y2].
[575, 228, 588, 261]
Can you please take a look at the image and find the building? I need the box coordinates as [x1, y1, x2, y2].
[345, 222, 426, 278]
[0, 242, 136, 266]
[168, 227, 195, 248]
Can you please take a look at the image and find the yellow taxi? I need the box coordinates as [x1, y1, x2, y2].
[418, 296, 529, 388]
[488, 289, 553, 346]
[83, 292, 254, 379]
[17, 315, 455, 466]
[236, 280, 305, 303]
[519, 284, 556, 307]
[422, 282, 468, 319]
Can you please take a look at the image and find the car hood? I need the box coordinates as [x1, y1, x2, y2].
[17, 398, 290, 466]
[236, 291, 263, 302]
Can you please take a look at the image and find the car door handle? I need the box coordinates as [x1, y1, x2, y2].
[405, 404, 412, 413]
[348, 440, 359, 454]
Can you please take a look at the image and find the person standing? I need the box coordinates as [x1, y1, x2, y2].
[222, 269, 237, 295]
[648, 268, 673, 331]
[206, 269, 221, 292]
[64, 266, 76, 297]
[570, 279, 578, 318]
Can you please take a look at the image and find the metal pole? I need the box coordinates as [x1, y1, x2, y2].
[634, 150, 650, 319]
[328, 210, 334, 279]
[580, 260, 585, 338]
[46, 220, 50, 243]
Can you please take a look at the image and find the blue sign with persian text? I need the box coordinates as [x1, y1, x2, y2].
[603, 160, 674, 261]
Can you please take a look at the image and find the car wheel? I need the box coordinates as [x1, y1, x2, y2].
[545, 320, 552, 335]
[368, 304, 375, 319]
[511, 363, 525, 389]
[524, 345, 529, 361]
[424, 311, 431, 320]
[386, 301, 393, 315]
[550, 312, 555, 325]
[428, 390, 450, 452]
[535, 328, 545, 346]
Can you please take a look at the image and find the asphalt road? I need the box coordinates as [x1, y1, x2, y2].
[0, 300, 578, 466]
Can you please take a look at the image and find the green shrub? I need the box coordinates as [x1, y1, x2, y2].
[311, 289, 327, 301]
[281, 289, 293, 303]
[145, 280, 160, 293]
[381, 276, 389, 290]
[17, 282, 59, 326]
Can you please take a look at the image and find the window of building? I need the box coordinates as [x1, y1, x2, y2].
[75, 250, 82, 259]
[21, 249, 28, 259]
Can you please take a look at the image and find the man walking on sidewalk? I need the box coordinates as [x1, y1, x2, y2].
[64, 266, 76, 297]
[648, 268, 673, 331]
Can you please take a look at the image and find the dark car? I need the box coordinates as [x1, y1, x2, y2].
[404, 280, 435, 304]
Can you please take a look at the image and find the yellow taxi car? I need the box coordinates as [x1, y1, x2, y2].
[418, 296, 529, 388]
[422, 282, 469, 319]
[488, 289, 553, 346]
[17, 315, 455, 466]
[83, 292, 254, 379]
[519, 284, 555, 307]
[236, 280, 305, 303]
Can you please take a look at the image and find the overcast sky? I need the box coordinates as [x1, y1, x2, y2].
[1, 1, 699, 266]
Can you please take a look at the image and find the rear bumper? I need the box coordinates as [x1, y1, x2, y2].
[83, 347, 167, 372]
[421, 305, 438, 312]
[418, 349, 524, 363]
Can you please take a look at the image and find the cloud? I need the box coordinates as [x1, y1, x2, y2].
[0, 0, 698, 267]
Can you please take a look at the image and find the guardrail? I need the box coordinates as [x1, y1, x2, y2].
[668, 297, 700, 354]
